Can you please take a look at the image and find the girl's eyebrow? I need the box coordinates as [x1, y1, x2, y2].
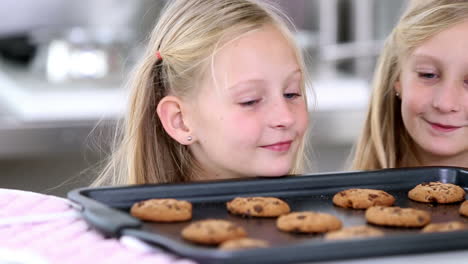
[285, 69, 302, 82]
[410, 53, 442, 64]
[228, 79, 266, 92]
[228, 68, 302, 91]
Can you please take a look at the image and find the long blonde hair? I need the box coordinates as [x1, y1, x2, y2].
[93, 0, 310, 186]
[351, 0, 468, 170]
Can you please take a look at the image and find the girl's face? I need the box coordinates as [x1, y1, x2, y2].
[186, 24, 308, 180]
[395, 20, 468, 167]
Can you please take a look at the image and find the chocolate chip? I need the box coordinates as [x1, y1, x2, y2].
[368, 194, 378, 200]
[417, 216, 425, 223]
[254, 205, 263, 213]
[297, 215, 306, 220]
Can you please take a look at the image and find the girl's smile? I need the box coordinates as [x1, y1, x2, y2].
[422, 116, 464, 133]
[427, 121, 462, 133]
[260, 140, 293, 152]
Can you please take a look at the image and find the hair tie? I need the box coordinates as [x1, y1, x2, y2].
[156, 51, 163, 61]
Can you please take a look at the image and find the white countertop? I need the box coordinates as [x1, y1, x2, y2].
[0, 62, 126, 123]
[0, 61, 124, 156]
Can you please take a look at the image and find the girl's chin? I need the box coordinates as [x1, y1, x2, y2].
[256, 169, 293, 177]
[418, 144, 466, 160]
[420, 140, 462, 154]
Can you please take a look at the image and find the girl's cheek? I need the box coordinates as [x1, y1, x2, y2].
[402, 84, 427, 112]
[230, 113, 259, 132]
[401, 98, 417, 117]
[296, 104, 309, 130]
[412, 94, 431, 114]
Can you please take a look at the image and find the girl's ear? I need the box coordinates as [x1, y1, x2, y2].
[157, 96, 193, 145]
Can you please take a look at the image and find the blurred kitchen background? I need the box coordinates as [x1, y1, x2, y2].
[0, 0, 407, 196]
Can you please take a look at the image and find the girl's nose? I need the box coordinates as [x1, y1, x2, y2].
[432, 79, 462, 113]
[269, 100, 295, 129]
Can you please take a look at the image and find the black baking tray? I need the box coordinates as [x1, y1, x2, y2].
[68, 166, 468, 264]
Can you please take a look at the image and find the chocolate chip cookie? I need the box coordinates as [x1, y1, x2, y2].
[130, 198, 192, 222]
[324, 225, 384, 240]
[365, 206, 431, 228]
[219, 238, 269, 250]
[460, 200, 468, 217]
[422, 221, 467, 233]
[181, 219, 247, 245]
[276, 211, 342, 233]
[227, 197, 290, 217]
[408, 182, 465, 204]
[332, 188, 395, 209]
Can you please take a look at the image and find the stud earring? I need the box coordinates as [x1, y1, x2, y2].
[187, 136, 192, 141]
[396, 92, 400, 98]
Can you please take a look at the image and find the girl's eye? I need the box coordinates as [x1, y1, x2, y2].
[239, 99, 259, 107]
[418, 72, 439, 79]
[284, 93, 301, 99]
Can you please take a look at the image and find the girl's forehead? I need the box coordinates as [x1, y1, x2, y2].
[419, 21, 468, 49]
[213, 28, 297, 73]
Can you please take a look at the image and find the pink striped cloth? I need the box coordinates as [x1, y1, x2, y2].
[0, 188, 197, 264]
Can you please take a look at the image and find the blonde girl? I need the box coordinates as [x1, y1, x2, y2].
[93, 0, 311, 186]
[351, 0, 468, 170]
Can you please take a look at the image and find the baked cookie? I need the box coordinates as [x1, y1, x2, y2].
[365, 206, 431, 228]
[324, 225, 384, 240]
[459, 200, 468, 217]
[408, 182, 465, 204]
[276, 211, 342, 233]
[227, 197, 290, 217]
[332, 188, 395, 209]
[422, 221, 467, 233]
[219, 238, 269, 250]
[181, 219, 247, 245]
[130, 198, 192, 222]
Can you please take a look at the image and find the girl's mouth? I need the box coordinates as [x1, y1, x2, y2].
[429, 122, 461, 133]
[261, 141, 292, 152]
